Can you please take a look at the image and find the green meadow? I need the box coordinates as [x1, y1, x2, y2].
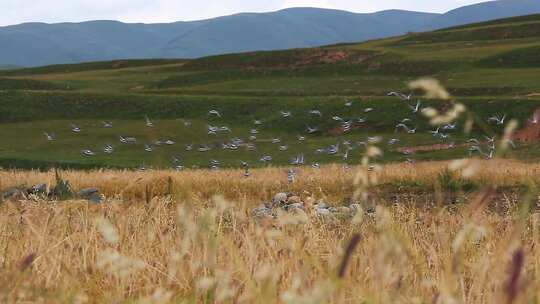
[2, 14, 540, 169]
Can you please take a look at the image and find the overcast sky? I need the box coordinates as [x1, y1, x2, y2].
[1, 0, 490, 26]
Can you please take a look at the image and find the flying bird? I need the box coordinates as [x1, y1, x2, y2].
[71, 124, 81, 133]
[119, 136, 136, 144]
[487, 114, 506, 125]
[145, 115, 154, 128]
[309, 110, 322, 116]
[103, 145, 114, 154]
[81, 149, 95, 157]
[43, 132, 55, 141]
[208, 110, 222, 117]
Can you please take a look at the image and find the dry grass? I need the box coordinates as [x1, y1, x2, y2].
[1, 159, 540, 303]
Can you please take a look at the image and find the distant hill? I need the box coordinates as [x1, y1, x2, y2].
[0, 65, 20, 70]
[1, 0, 540, 67]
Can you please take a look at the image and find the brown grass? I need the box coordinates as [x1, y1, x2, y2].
[0, 159, 539, 303]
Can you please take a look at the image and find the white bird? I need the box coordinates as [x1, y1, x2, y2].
[344, 100, 353, 107]
[307, 126, 319, 134]
[438, 133, 450, 139]
[409, 100, 421, 113]
[387, 91, 412, 101]
[254, 120, 263, 125]
[290, 154, 305, 165]
[119, 136, 136, 144]
[219, 126, 231, 133]
[429, 127, 441, 136]
[271, 138, 281, 144]
[297, 135, 306, 141]
[368, 136, 382, 143]
[210, 159, 220, 168]
[327, 143, 340, 155]
[342, 149, 349, 161]
[312, 163, 321, 169]
[249, 135, 257, 141]
[364, 108, 374, 113]
[279, 145, 289, 151]
[182, 120, 192, 127]
[208, 110, 221, 117]
[388, 138, 400, 145]
[250, 129, 259, 134]
[197, 145, 211, 152]
[484, 135, 495, 144]
[332, 116, 344, 121]
[208, 125, 218, 135]
[71, 124, 81, 133]
[341, 121, 352, 133]
[260, 155, 272, 162]
[309, 110, 322, 116]
[401, 118, 412, 123]
[280, 111, 292, 118]
[103, 145, 114, 154]
[442, 123, 457, 130]
[185, 144, 193, 151]
[43, 132, 55, 141]
[145, 115, 154, 128]
[81, 149, 95, 157]
[406, 158, 416, 164]
[487, 114, 506, 125]
[287, 169, 296, 183]
[395, 123, 412, 133]
[244, 168, 251, 178]
[102, 121, 113, 128]
[144, 144, 154, 152]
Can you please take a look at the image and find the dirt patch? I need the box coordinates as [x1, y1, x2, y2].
[397, 143, 467, 154]
[512, 107, 540, 143]
[285, 50, 357, 67]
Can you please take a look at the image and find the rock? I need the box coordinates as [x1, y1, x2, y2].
[1, 186, 26, 201]
[284, 202, 304, 211]
[78, 188, 103, 203]
[316, 201, 328, 209]
[251, 204, 274, 219]
[316, 208, 331, 216]
[272, 192, 288, 206]
[28, 184, 48, 195]
[287, 196, 302, 205]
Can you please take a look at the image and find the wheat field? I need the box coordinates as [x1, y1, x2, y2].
[0, 159, 539, 303]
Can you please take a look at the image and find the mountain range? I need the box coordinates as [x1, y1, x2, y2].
[2, 0, 540, 67]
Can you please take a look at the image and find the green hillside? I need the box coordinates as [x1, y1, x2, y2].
[2, 14, 540, 169]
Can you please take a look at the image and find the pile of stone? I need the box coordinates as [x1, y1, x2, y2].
[1, 179, 103, 204]
[251, 192, 363, 220]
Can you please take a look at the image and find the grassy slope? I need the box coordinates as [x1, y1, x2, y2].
[1, 14, 540, 169]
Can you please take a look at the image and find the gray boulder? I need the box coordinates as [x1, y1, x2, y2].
[77, 188, 103, 203]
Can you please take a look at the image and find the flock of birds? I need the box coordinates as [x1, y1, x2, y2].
[41, 91, 519, 175]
